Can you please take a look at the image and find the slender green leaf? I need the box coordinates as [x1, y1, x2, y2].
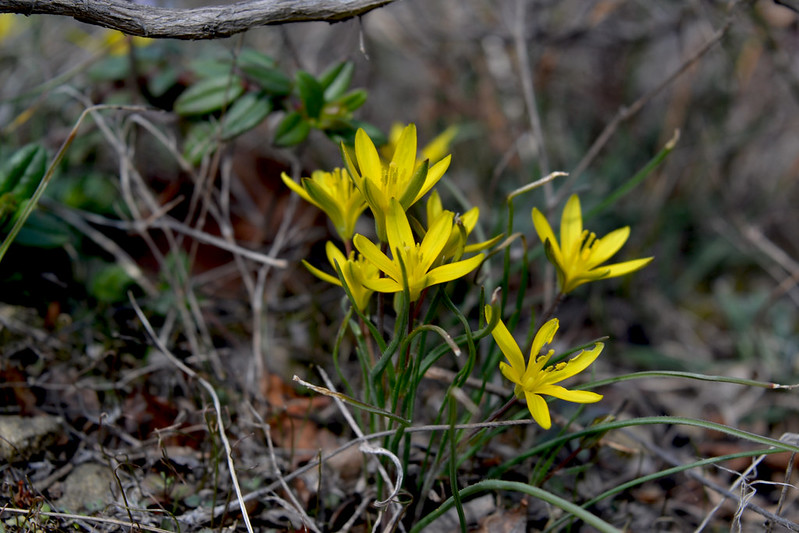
[585, 129, 679, 220]
[410, 479, 622, 533]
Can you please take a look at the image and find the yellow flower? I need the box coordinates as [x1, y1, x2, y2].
[0, 15, 22, 42]
[281, 168, 367, 241]
[302, 241, 379, 311]
[101, 30, 153, 56]
[485, 306, 604, 429]
[382, 123, 458, 166]
[71, 28, 152, 56]
[343, 124, 450, 241]
[425, 190, 502, 262]
[532, 194, 653, 294]
[353, 198, 484, 302]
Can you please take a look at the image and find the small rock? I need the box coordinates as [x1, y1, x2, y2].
[55, 463, 117, 513]
[0, 414, 63, 462]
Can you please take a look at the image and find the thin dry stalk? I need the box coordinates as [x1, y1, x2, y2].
[130, 295, 255, 533]
[248, 404, 323, 533]
[555, 15, 735, 206]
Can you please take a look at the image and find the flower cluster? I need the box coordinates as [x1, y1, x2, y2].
[285, 122, 653, 429]
[285, 123, 489, 309]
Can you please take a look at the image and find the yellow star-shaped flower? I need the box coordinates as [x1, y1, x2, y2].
[425, 190, 502, 262]
[302, 241, 379, 312]
[353, 198, 484, 303]
[485, 306, 604, 429]
[532, 194, 653, 294]
[343, 124, 450, 242]
[382, 123, 458, 166]
[281, 168, 367, 241]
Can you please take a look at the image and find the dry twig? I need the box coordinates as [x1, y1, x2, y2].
[0, 0, 395, 40]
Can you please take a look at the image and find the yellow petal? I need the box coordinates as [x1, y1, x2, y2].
[562, 268, 610, 294]
[419, 210, 453, 270]
[345, 263, 373, 311]
[413, 155, 450, 204]
[386, 198, 416, 250]
[303, 178, 346, 233]
[354, 128, 382, 182]
[499, 361, 523, 385]
[532, 207, 564, 266]
[464, 233, 504, 254]
[530, 318, 559, 360]
[602, 257, 654, 279]
[525, 391, 552, 429]
[426, 189, 443, 225]
[281, 173, 316, 206]
[353, 234, 397, 279]
[382, 123, 405, 160]
[485, 306, 526, 376]
[536, 385, 603, 404]
[460, 207, 479, 234]
[341, 142, 363, 189]
[545, 342, 604, 383]
[302, 259, 341, 287]
[361, 277, 402, 293]
[426, 252, 483, 286]
[325, 241, 347, 268]
[421, 125, 457, 165]
[560, 194, 583, 259]
[391, 123, 417, 177]
[587, 226, 629, 268]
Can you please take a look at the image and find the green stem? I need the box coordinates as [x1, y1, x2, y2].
[410, 479, 621, 533]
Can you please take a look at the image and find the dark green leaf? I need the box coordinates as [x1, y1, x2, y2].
[0, 145, 46, 197]
[183, 121, 218, 165]
[10, 150, 47, 201]
[189, 58, 233, 79]
[274, 111, 311, 147]
[242, 65, 292, 96]
[220, 92, 272, 140]
[0, 192, 17, 229]
[320, 61, 354, 100]
[13, 210, 71, 248]
[174, 76, 245, 116]
[148, 66, 180, 98]
[237, 48, 277, 69]
[88, 56, 130, 82]
[296, 71, 325, 119]
[337, 89, 367, 112]
[60, 173, 120, 214]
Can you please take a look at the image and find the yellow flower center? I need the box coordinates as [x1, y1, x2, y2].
[579, 230, 599, 261]
[383, 162, 405, 194]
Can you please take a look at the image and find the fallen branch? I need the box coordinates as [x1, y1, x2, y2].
[0, 0, 395, 40]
